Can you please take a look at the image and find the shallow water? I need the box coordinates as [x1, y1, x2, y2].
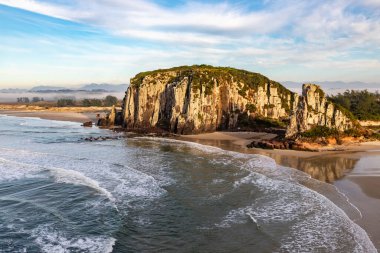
[0, 115, 377, 252]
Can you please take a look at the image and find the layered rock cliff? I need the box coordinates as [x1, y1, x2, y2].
[122, 65, 294, 134]
[121, 65, 357, 137]
[285, 84, 356, 138]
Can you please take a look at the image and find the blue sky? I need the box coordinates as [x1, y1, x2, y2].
[0, 0, 379, 88]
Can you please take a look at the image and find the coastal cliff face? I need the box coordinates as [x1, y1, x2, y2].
[122, 66, 294, 134]
[121, 65, 356, 136]
[285, 84, 355, 138]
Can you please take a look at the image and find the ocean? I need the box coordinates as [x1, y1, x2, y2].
[0, 115, 377, 252]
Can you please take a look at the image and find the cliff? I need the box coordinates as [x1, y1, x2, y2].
[122, 65, 294, 134]
[285, 84, 356, 138]
[121, 65, 357, 137]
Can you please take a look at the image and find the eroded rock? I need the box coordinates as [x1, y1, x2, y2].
[122, 66, 295, 134]
[285, 84, 355, 138]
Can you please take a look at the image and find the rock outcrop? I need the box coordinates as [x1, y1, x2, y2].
[285, 84, 355, 138]
[121, 65, 357, 137]
[81, 121, 93, 127]
[122, 65, 295, 134]
[97, 106, 123, 127]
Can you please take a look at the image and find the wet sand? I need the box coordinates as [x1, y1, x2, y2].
[334, 152, 380, 249]
[0, 109, 104, 123]
[0, 104, 116, 123]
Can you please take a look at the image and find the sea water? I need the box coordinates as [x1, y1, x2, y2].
[0, 115, 377, 252]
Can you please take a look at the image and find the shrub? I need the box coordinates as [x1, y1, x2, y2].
[104, 95, 118, 106]
[82, 99, 102, 107]
[32, 97, 44, 103]
[343, 128, 363, 138]
[245, 104, 257, 112]
[300, 126, 339, 138]
[237, 113, 286, 129]
[17, 97, 30, 103]
[57, 98, 76, 107]
[130, 65, 293, 98]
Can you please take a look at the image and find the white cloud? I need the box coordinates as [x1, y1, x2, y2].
[0, 0, 379, 84]
[0, 0, 295, 40]
[362, 0, 380, 7]
[0, 0, 75, 20]
[1, 0, 378, 49]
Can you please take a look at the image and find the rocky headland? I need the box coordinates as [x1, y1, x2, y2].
[101, 65, 377, 151]
[122, 65, 296, 134]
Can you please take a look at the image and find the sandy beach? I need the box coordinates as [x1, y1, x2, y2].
[1, 110, 380, 249]
[0, 106, 112, 123]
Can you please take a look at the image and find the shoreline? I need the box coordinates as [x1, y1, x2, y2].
[2, 110, 380, 249]
[179, 132, 380, 181]
[179, 132, 380, 249]
[0, 109, 105, 123]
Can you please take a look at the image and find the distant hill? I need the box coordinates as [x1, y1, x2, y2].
[25, 84, 128, 93]
[80, 83, 127, 92]
[29, 86, 66, 92]
[282, 81, 380, 94]
[0, 88, 28, 93]
[0, 84, 128, 103]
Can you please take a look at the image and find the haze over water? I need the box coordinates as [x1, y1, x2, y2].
[0, 115, 377, 252]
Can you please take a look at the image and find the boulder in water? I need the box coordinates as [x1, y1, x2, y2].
[82, 121, 93, 127]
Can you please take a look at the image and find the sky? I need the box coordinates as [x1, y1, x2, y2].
[0, 0, 380, 88]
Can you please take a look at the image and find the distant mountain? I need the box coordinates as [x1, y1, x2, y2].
[0, 88, 28, 93]
[0, 84, 128, 102]
[79, 83, 127, 92]
[26, 84, 128, 93]
[282, 81, 380, 94]
[29, 86, 67, 92]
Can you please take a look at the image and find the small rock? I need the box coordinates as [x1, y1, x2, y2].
[82, 121, 93, 127]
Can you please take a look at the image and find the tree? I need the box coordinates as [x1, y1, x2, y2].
[329, 90, 380, 121]
[17, 97, 30, 103]
[104, 95, 118, 106]
[82, 98, 103, 107]
[32, 97, 43, 103]
[57, 98, 76, 107]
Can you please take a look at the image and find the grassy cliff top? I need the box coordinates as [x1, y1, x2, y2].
[130, 65, 293, 96]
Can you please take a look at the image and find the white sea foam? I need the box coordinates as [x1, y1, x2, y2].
[49, 168, 115, 202]
[143, 138, 377, 252]
[0, 145, 166, 208]
[211, 178, 225, 184]
[112, 168, 166, 202]
[0, 153, 117, 203]
[0, 157, 43, 181]
[218, 170, 377, 252]
[32, 225, 116, 253]
[166, 138, 364, 222]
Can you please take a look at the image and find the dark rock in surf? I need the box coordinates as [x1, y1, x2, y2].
[82, 121, 93, 127]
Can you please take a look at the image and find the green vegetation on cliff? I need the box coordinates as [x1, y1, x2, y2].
[130, 65, 295, 116]
[329, 90, 380, 121]
[300, 125, 380, 140]
[130, 65, 292, 95]
[237, 113, 287, 129]
[300, 126, 339, 138]
[315, 86, 326, 98]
